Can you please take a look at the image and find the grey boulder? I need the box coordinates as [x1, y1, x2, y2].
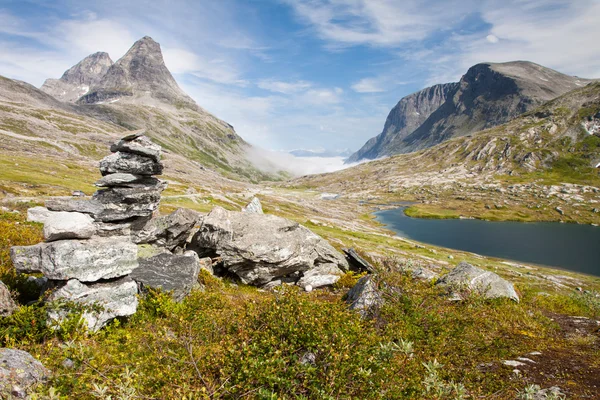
[0, 281, 17, 317]
[346, 275, 384, 318]
[110, 134, 161, 162]
[11, 238, 138, 282]
[130, 253, 200, 301]
[242, 197, 263, 214]
[0, 348, 50, 397]
[45, 198, 103, 217]
[92, 184, 166, 222]
[296, 264, 343, 289]
[99, 152, 163, 176]
[192, 207, 348, 286]
[26, 207, 56, 224]
[46, 277, 138, 332]
[436, 262, 519, 302]
[132, 208, 202, 249]
[43, 211, 96, 242]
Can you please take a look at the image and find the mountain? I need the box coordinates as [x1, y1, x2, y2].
[34, 36, 279, 182]
[348, 61, 593, 163]
[40, 52, 113, 103]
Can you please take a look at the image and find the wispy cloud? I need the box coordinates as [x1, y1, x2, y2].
[257, 79, 312, 94]
[351, 78, 385, 93]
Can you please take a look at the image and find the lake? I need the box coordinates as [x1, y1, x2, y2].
[375, 207, 600, 277]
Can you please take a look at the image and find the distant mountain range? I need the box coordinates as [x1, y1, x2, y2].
[0, 36, 278, 182]
[347, 61, 593, 163]
[289, 148, 353, 158]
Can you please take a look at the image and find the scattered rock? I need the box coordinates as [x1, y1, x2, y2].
[242, 196, 263, 214]
[411, 266, 439, 281]
[346, 275, 384, 318]
[43, 211, 96, 242]
[71, 190, 86, 197]
[555, 206, 564, 215]
[191, 207, 348, 286]
[46, 277, 138, 332]
[0, 281, 17, 317]
[502, 360, 526, 367]
[130, 253, 200, 301]
[300, 352, 316, 366]
[343, 248, 375, 273]
[0, 348, 50, 396]
[26, 206, 56, 224]
[436, 262, 519, 301]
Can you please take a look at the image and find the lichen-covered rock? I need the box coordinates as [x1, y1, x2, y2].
[242, 197, 263, 214]
[346, 275, 384, 318]
[93, 184, 166, 222]
[43, 211, 96, 242]
[130, 253, 200, 301]
[45, 198, 104, 217]
[26, 206, 56, 224]
[46, 277, 138, 332]
[436, 262, 519, 301]
[99, 152, 163, 176]
[191, 206, 348, 286]
[0, 348, 50, 397]
[11, 238, 138, 282]
[0, 281, 17, 317]
[132, 208, 202, 249]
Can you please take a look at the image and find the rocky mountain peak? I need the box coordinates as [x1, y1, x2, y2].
[40, 51, 113, 103]
[78, 36, 195, 106]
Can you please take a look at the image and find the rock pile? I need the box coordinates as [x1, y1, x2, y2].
[10, 131, 167, 331]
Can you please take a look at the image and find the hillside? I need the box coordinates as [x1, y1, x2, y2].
[349, 61, 593, 162]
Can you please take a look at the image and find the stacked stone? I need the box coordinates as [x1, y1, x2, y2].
[10, 131, 166, 331]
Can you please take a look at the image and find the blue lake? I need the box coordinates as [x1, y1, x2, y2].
[375, 207, 600, 277]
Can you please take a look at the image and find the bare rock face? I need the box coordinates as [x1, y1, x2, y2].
[436, 262, 519, 301]
[346, 275, 384, 318]
[46, 277, 138, 332]
[40, 51, 113, 103]
[0, 281, 17, 317]
[43, 211, 96, 242]
[191, 206, 349, 287]
[0, 348, 50, 397]
[130, 253, 200, 301]
[349, 61, 592, 162]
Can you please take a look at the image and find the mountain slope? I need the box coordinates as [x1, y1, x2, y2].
[40, 52, 113, 103]
[349, 61, 592, 162]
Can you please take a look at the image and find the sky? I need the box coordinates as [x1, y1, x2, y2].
[0, 0, 599, 154]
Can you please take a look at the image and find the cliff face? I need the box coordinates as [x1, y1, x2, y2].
[346, 83, 459, 163]
[348, 61, 592, 162]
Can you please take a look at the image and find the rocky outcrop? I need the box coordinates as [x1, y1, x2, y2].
[191, 206, 348, 287]
[130, 253, 200, 301]
[0, 281, 17, 317]
[242, 197, 263, 214]
[346, 276, 384, 318]
[40, 52, 113, 103]
[11, 132, 166, 330]
[436, 262, 519, 301]
[349, 61, 592, 162]
[0, 348, 50, 398]
[132, 208, 202, 250]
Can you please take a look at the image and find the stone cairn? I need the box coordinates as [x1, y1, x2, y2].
[10, 131, 175, 331]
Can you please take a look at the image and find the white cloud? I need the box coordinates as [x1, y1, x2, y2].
[257, 79, 312, 94]
[163, 48, 246, 85]
[486, 34, 499, 44]
[351, 78, 385, 93]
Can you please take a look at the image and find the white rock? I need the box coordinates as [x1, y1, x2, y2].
[242, 197, 263, 214]
[43, 211, 96, 242]
[27, 207, 56, 224]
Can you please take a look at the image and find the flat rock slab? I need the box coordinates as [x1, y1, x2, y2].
[132, 208, 202, 249]
[110, 135, 161, 162]
[26, 206, 56, 224]
[436, 261, 519, 301]
[47, 277, 138, 332]
[131, 253, 200, 301]
[95, 173, 159, 188]
[45, 198, 104, 217]
[192, 206, 348, 286]
[11, 238, 138, 282]
[0, 281, 16, 317]
[43, 211, 96, 242]
[93, 185, 165, 222]
[0, 348, 50, 397]
[100, 152, 163, 176]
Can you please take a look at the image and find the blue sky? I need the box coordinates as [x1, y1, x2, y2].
[0, 0, 599, 153]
